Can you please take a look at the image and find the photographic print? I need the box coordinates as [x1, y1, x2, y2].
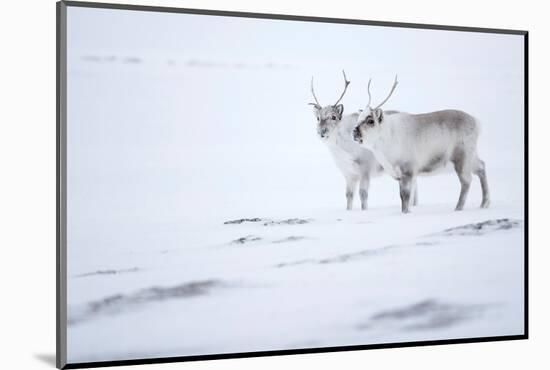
[57, 1, 527, 368]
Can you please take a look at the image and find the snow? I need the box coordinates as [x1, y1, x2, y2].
[65, 6, 525, 364]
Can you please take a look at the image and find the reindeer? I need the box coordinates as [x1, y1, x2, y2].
[352, 76, 490, 213]
[310, 71, 391, 210]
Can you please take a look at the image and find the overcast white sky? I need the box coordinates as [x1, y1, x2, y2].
[68, 6, 523, 71]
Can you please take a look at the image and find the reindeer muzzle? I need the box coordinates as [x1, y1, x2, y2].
[318, 127, 329, 139]
[353, 126, 363, 143]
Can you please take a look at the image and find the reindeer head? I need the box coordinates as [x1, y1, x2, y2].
[353, 75, 398, 145]
[310, 71, 350, 140]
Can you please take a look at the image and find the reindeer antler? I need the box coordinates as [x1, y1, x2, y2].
[334, 70, 350, 106]
[373, 75, 398, 110]
[309, 76, 321, 108]
[366, 78, 372, 108]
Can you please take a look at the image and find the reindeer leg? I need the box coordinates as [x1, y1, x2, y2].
[399, 175, 413, 214]
[359, 174, 370, 211]
[453, 155, 473, 211]
[345, 177, 358, 211]
[411, 177, 419, 207]
[474, 158, 490, 208]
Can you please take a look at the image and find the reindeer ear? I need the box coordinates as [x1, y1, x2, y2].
[335, 104, 344, 118]
[374, 108, 384, 122]
[309, 103, 321, 115]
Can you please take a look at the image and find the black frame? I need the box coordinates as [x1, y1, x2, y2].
[56, 1, 529, 368]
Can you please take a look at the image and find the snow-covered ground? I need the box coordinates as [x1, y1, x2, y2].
[66, 201, 524, 363]
[65, 7, 525, 364]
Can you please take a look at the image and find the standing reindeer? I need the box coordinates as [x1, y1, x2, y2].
[310, 71, 388, 210]
[352, 76, 490, 213]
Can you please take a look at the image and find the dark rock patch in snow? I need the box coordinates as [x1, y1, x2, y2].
[263, 218, 311, 226]
[224, 218, 312, 226]
[231, 235, 262, 245]
[436, 218, 523, 237]
[68, 280, 222, 326]
[415, 241, 438, 246]
[74, 267, 141, 278]
[272, 236, 307, 244]
[359, 299, 488, 332]
[319, 245, 398, 264]
[275, 245, 397, 268]
[372, 300, 445, 320]
[224, 218, 265, 225]
[275, 259, 316, 268]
